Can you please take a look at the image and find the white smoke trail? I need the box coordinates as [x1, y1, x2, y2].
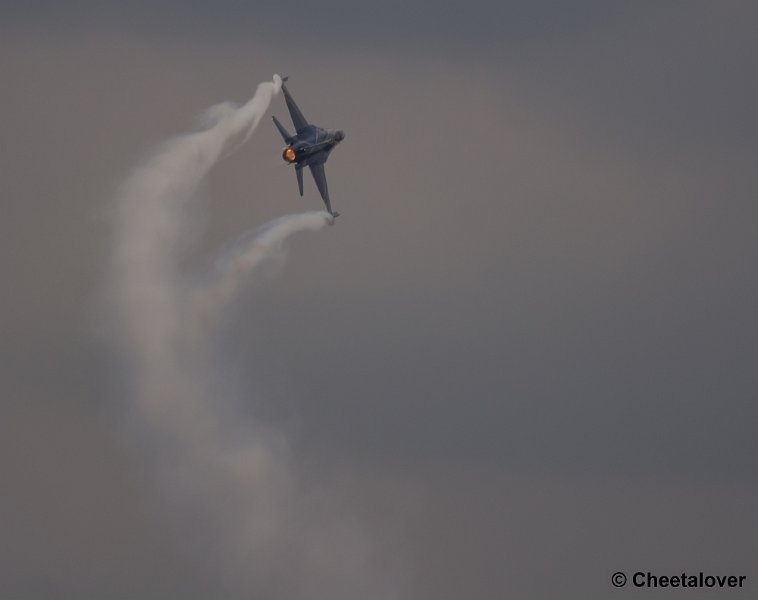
[108, 77, 393, 599]
[111, 75, 283, 431]
[192, 210, 333, 328]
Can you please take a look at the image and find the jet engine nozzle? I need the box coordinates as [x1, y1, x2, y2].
[282, 147, 297, 163]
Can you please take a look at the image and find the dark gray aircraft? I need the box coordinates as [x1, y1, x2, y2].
[272, 77, 345, 219]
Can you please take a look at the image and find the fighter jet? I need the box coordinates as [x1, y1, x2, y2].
[272, 77, 345, 219]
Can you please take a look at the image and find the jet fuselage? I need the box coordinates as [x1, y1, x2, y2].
[282, 125, 345, 167]
[272, 77, 344, 217]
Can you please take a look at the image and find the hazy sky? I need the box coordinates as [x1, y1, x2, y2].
[2, 2, 757, 599]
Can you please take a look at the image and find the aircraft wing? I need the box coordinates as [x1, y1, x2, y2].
[308, 163, 333, 214]
[281, 82, 310, 134]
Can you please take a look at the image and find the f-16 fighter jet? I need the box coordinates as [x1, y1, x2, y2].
[272, 77, 345, 219]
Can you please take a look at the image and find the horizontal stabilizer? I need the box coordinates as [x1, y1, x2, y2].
[295, 165, 304, 196]
[272, 115, 292, 142]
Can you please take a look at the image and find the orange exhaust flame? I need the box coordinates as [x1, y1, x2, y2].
[282, 147, 297, 163]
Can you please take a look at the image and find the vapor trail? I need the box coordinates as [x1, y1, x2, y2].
[192, 210, 333, 325]
[111, 75, 282, 427]
[108, 76, 391, 599]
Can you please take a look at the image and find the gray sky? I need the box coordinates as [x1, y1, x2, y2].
[2, 2, 757, 599]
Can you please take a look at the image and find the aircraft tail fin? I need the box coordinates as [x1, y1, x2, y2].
[272, 115, 292, 142]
